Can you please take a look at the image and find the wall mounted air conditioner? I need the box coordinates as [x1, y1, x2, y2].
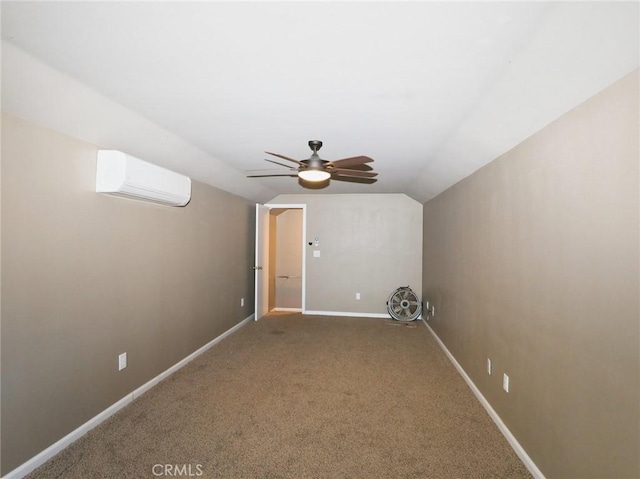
[96, 150, 191, 206]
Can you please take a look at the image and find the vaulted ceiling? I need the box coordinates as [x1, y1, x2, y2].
[2, 2, 638, 203]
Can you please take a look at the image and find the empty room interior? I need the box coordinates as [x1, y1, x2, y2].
[1, 2, 638, 479]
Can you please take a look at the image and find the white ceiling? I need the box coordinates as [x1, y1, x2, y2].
[1, 1, 638, 203]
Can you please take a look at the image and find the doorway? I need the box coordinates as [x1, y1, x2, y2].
[254, 204, 306, 320]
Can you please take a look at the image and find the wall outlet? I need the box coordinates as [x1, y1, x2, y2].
[503, 373, 509, 393]
[487, 358, 492, 375]
[241, 297, 244, 307]
[356, 292, 361, 300]
[118, 352, 127, 371]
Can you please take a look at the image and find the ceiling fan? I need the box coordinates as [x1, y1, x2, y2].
[246, 140, 378, 184]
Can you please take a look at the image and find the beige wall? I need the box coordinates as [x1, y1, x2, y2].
[422, 69, 639, 478]
[274, 209, 303, 309]
[269, 194, 422, 315]
[268, 212, 277, 311]
[0, 113, 255, 475]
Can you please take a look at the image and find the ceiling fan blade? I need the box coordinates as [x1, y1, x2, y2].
[326, 156, 374, 168]
[331, 174, 378, 184]
[329, 168, 378, 178]
[245, 168, 293, 175]
[340, 163, 374, 171]
[265, 151, 305, 166]
[264, 158, 297, 169]
[246, 173, 299, 178]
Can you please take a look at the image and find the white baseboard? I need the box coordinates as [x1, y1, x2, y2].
[303, 311, 424, 320]
[304, 310, 390, 318]
[4, 314, 255, 479]
[420, 320, 546, 479]
[270, 307, 302, 312]
[132, 314, 253, 399]
[2, 394, 132, 479]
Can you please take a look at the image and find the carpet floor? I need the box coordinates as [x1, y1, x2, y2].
[25, 314, 532, 479]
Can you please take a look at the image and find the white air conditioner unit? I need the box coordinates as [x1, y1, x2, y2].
[96, 150, 191, 207]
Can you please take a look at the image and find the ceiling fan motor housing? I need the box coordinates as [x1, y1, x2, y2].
[304, 141, 328, 170]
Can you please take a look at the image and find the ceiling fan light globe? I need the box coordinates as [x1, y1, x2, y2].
[298, 170, 331, 182]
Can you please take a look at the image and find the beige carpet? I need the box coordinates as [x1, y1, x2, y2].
[26, 314, 532, 478]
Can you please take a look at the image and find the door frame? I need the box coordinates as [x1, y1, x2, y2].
[254, 204, 270, 321]
[255, 203, 307, 319]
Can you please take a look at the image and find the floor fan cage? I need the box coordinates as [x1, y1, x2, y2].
[387, 286, 422, 321]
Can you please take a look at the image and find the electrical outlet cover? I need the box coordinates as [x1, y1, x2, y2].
[118, 352, 127, 371]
